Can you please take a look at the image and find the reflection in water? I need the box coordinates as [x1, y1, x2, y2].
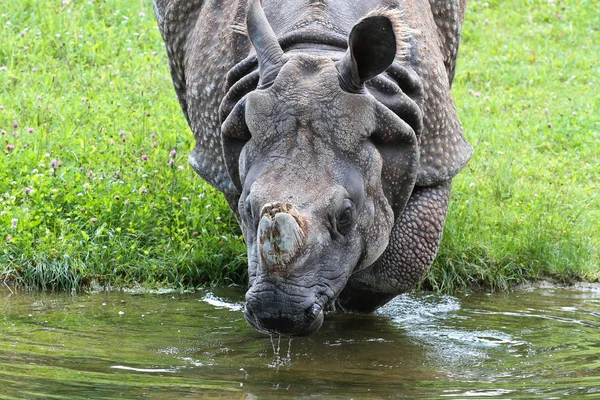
[1, 285, 600, 398]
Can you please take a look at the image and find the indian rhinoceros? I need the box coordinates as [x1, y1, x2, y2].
[152, 0, 472, 336]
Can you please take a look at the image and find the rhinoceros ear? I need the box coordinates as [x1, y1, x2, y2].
[247, 0, 284, 87]
[337, 15, 398, 92]
[221, 97, 251, 192]
[219, 59, 260, 192]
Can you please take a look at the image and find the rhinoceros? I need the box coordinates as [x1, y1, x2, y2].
[152, 0, 472, 336]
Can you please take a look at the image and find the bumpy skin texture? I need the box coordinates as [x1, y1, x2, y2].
[337, 181, 451, 312]
[153, 0, 471, 328]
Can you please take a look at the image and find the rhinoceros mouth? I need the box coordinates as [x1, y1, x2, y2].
[244, 276, 330, 336]
[244, 301, 324, 336]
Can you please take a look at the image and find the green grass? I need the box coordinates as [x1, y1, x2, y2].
[425, 0, 599, 291]
[1, 0, 598, 292]
[0, 0, 246, 290]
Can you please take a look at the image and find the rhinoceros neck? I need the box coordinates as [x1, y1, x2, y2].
[229, 0, 393, 75]
[226, 28, 349, 87]
[278, 29, 348, 55]
[263, 0, 385, 37]
[220, 29, 349, 124]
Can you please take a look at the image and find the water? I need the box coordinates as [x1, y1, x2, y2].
[1, 284, 599, 399]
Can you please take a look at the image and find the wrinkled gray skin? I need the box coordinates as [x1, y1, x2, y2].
[153, 0, 471, 336]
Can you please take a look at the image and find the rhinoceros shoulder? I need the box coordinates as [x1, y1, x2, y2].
[152, 0, 207, 125]
[427, 0, 467, 85]
[402, 0, 472, 186]
[153, 0, 250, 197]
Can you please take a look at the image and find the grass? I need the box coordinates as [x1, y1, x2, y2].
[0, 0, 247, 290]
[425, 0, 600, 291]
[0, 0, 598, 292]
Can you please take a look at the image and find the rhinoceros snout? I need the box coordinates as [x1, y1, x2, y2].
[244, 300, 324, 336]
[257, 202, 306, 273]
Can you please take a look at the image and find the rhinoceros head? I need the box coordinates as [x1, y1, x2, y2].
[220, 0, 420, 336]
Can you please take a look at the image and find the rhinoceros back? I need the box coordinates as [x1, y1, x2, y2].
[154, 0, 251, 201]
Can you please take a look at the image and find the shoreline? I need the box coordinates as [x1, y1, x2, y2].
[2, 275, 599, 296]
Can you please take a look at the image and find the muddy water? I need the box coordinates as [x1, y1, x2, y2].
[1, 285, 599, 399]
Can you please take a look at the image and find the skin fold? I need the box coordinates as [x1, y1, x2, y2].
[152, 0, 471, 336]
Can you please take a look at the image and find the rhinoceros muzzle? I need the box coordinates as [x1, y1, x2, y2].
[245, 201, 326, 335]
[244, 290, 324, 336]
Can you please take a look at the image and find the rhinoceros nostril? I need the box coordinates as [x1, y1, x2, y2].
[306, 303, 322, 318]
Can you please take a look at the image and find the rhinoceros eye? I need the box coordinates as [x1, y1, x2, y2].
[337, 199, 355, 235]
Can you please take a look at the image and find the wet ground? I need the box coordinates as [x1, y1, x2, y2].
[1, 284, 599, 399]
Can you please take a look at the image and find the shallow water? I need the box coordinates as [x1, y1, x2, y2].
[1, 285, 599, 399]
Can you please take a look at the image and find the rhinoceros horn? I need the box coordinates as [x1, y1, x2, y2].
[247, 0, 283, 87]
[257, 202, 306, 276]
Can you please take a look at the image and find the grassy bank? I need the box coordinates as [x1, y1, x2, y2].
[0, 0, 247, 290]
[1, 0, 598, 292]
[425, 0, 599, 292]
